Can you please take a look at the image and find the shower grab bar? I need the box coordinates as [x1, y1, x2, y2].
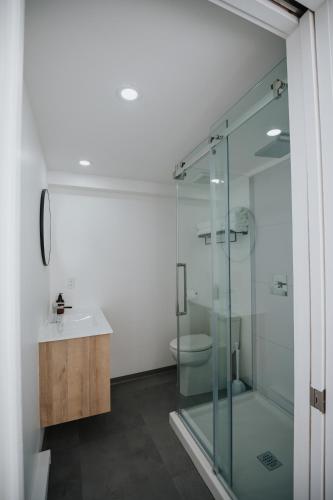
[176, 263, 187, 316]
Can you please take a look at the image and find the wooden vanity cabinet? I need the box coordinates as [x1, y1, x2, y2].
[39, 333, 111, 427]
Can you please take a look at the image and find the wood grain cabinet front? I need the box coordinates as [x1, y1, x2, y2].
[39, 334, 111, 427]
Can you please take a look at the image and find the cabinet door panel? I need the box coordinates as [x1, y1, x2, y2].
[39, 334, 110, 427]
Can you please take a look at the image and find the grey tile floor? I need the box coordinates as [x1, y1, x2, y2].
[43, 368, 214, 500]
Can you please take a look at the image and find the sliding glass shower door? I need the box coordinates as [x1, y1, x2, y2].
[175, 59, 294, 500]
[211, 59, 293, 500]
[175, 142, 231, 473]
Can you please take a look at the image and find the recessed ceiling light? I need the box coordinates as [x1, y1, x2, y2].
[211, 178, 224, 184]
[120, 87, 139, 101]
[79, 160, 91, 167]
[266, 128, 282, 137]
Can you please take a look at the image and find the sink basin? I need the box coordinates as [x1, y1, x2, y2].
[39, 306, 113, 342]
[61, 311, 96, 328]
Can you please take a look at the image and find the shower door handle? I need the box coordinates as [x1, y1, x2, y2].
[176, 263, 187, 316]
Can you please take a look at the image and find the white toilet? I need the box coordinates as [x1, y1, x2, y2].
[169, 334, 212, 396]
[169, 316, 242, 396]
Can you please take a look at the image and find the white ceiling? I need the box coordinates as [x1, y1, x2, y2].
[24, 0, 285, 183]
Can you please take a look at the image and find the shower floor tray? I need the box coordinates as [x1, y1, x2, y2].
[182, 391, 293, 500]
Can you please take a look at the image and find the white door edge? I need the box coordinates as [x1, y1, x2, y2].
[287, 10, 326, 500]
[207, 0, 299, 38]
[0, 0, 25, 499]
[315, 1, 333, 498]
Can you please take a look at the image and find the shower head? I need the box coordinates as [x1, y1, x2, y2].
[255, 132, 290, 158]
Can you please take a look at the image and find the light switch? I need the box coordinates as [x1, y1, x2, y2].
[271, 273, 288, 296]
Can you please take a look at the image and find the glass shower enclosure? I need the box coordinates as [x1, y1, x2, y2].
[174, 60, 293, 500]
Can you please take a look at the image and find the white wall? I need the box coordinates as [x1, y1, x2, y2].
[20, 86, 49, 498]
[250, 160, 294, 412]
[49, 187, 177, 378]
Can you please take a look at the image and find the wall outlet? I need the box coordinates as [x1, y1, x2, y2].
[271, 273, 288, 296]
[67, 277, 76, 290]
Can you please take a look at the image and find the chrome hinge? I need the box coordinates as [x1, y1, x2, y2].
[310, 387, 326, 414]
[271, 79, 287, 98]
[209, 135, 223, 143]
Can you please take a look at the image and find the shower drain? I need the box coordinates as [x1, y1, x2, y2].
[257, 451, 282, 471]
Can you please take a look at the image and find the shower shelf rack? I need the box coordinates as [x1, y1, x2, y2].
[198, 229, 248, 245]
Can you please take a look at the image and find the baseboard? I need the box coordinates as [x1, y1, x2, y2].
[112, 364, 176, 385]
[31, 449, 51, 500]
[169, 411, 235, 500]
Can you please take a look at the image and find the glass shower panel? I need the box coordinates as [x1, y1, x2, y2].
[176, 153, 215, 456]
[228, 66, 293, 499]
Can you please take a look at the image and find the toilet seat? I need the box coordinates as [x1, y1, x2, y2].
[170, 334, 212, 352]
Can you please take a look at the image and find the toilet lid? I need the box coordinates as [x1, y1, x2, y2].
[170, 334, 212, 352]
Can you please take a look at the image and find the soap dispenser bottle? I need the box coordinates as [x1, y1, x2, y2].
[55, 293, 65, 315]
[54, 293, 72, 317]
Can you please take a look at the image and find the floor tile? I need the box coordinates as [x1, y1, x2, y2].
[80, 426, 164, 497]
[139, 384, 177, 425]
[149, 420, 195, 477]
[48, 447, 82, 500]
[78, 407, 145, 443]
[45, 369, 211, 500]
[48, 479, 82, 500]
[173, 470, 214, 500]
[116, 465, 182, 500]
[43, 420, 79, 452]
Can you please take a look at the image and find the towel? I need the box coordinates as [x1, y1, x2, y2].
[196, 208, 249, 236]
[229, 207, 249, 233]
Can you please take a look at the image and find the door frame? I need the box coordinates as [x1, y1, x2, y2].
[0, 0, 25, 499]
[287, 11, 325, 499]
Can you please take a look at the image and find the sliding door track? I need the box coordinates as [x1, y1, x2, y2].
[270, 0, 307, 17]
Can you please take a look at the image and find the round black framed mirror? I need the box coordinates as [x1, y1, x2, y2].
[40, 188, 51, 266]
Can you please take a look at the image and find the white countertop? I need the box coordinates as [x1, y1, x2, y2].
[39, 306, 113, 343]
